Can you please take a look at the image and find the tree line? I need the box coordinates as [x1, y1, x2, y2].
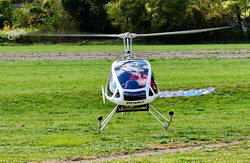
[0, 0, 250, 43]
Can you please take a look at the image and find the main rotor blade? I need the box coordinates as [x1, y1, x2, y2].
[22, 26, 231, 38]
[136, 26, 231, 37]
[23, 33, 120, 38]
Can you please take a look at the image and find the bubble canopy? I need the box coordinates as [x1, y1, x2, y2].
[114, 60, 149, 89]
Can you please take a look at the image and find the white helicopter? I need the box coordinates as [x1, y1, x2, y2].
[25, 26, 230, 133]
[96, 27, 230, 133]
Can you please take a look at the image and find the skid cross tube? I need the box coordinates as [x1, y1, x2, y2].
[148, 104, 173, 130]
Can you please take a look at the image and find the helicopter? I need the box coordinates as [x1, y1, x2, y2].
[24, 26, 230, 133]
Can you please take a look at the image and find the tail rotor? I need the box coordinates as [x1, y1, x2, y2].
[102, 85, 106, 104]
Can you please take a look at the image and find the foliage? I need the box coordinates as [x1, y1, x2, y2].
[11, 0, 75, 33]
[106, 0, 189, 33]
[106, 0, 151, 33]
[0, 28, 35, 42]
[222, 0, 250, 39]
[185, 1, 226, 28]
[0, 0, 13, 29]
[39, 0, 65, 32]
[12, 8, 30, 28]
[62, 0, 114, 33]
[106, 0, 250, 42]
[148, 0, 189, 32]
[1, 0, 250, 42]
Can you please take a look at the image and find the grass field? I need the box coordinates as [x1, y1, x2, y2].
[0, 43, 250, 53]
[0, 56, 249, 162]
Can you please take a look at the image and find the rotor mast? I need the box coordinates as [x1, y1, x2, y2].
[123, 37, 133, 59]
[119, 32, 137, 59]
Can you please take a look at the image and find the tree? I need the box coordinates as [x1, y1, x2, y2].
[149, 0, 189, 32]
[222, 0, 250, 39]
[62, 0, 114, 33]
[0, 0, 13, 29]
[106, 0, 189, 33]
[106, 0, 151, 32]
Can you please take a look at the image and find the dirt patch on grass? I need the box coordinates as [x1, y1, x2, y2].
[59, 141, 246, 163]
[0, 49, 250, 61]
[148, 141, 189, 150]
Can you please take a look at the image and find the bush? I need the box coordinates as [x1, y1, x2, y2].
[12, 0, 78, 33]
[0, 28, 36, 42]
[12, 8, 30, 28]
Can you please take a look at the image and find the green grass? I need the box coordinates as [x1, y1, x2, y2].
[110, 141, 250, 162]
[0, 59, 249, 162]
[0, 43, 250, 53]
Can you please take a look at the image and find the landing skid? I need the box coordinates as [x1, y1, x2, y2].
[98, 104, 174, 133]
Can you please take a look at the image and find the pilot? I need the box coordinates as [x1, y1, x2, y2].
[118, 71, 131, 87]
[125, 80, 139, 89]
[129, 72, 148, 88]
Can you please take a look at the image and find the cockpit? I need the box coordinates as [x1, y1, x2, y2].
[107, 59, 158, 103]
[114, 60, 149, 89]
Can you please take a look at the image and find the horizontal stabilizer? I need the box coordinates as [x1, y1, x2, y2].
[159, 87, 216, 98]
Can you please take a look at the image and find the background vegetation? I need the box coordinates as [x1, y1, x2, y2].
[0, 0, 250, 43]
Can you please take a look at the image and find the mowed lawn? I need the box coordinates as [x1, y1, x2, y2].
[0, 43, 250, 53]
[0, 57, 249, 161]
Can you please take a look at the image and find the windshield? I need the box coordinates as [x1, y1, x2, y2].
[107, 73, 117, 97]
[114, 60, 149, 89]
